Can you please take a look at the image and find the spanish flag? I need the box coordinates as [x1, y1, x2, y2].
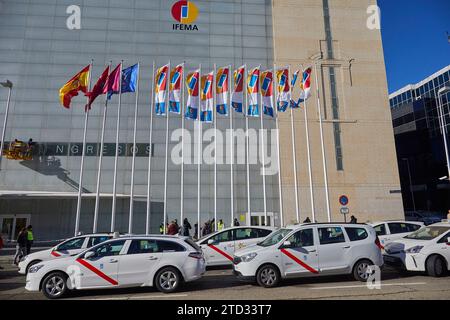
[59, 65, 90, 109]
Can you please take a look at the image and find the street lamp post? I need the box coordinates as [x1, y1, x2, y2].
[401, 157, 416, 211]
[0, 80, 13, 170]
[437, 86, 450, 181]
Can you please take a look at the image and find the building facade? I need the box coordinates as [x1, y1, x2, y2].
[390, 65, 450, 215]
[0, 0, 403, 240]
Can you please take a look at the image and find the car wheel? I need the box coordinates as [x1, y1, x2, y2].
[353, 259, 373, 282]
[426, 255, 446, 277]
[155, 267, 181, 293]
[256, 264, 280, 288]
[26, 260, 41, 275]
[42, 272, 68, 299]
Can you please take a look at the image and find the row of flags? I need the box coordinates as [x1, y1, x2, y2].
[58, 63, 313, 120]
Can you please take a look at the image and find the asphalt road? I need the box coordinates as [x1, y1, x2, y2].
[1, 263, 449, 300]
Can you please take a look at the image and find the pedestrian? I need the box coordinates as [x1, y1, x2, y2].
[194, 223, 198, 239]
[217, 219, 224, 231]
[167, 221, 178, 235]
[0, 233, 4, 270]
[182, 218, 192, 237]
[26, 225, 34, 255]
[350, 215, 358, 224]
[174, 219, 180, 233]
[233, 218, 240, 226]
[14, 228, 27, 265]
[303, 217, 311, 223]
[159, 223, 164, 234]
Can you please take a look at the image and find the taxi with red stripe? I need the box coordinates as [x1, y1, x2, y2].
[196, 226, 275, 266]
[25, 235, 205, 299]
[232, 223, 383, 287]
[18, 233, 114, 274]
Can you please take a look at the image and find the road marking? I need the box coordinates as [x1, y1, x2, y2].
[90, 294, 188, 300]
[310, 282, 427, 290]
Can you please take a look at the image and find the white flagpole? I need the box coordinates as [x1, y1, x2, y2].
[245, 65, 251, 226]
[229, 65, 234, 226]
[111, 61, 123, 232]
[274, 64, 284, 227]
[74, 59, 93, 236]
[314, 62, 331, 222]
[289, 65, 300, 223]
[213, 64, 217, 231]
[302, 66, 316, 222]
[163, 61, 171, 235]
[93, 62, 111, 233]
[146, 61, 156, 235]
[260, 70, 267, 225]
[197, 64, 202, 239]
[128, 63, 140, 234]
[180, 62, 185, 226]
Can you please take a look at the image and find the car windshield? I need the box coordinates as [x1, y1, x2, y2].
[257, 228, 292, 247]
[404, 226, 449, 240]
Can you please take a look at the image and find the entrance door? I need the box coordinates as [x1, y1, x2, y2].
[0, 214, 31, 241]
[250, 212, 273, 227]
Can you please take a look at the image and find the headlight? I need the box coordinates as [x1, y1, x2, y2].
[405, 246, 424, 254]
[240, 252, 257, 262]
[28, 264, 44, 273]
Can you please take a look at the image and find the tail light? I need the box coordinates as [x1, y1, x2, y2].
[188, 251, 203, 259]
[375, 236, 384, 250]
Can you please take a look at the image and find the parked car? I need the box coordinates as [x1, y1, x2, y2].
[383, 221, 450, 277]
[18, 233, 114, 274]
[232, 223, 383, 288]
[405, 211, 444, 225]
[196, 226, 275, 266]
[368, 221, 424, 249]
[25, 235, 206, 299]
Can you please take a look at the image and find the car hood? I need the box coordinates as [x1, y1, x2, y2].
[25, 248, 54, 260]
[234, 243, 270, 256]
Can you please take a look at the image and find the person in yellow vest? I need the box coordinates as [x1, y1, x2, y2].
[159, 223, 164, 234]
[26, 225, 34, 255]
[217, 219, 225, 231]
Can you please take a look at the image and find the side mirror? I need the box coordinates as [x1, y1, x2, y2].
[84, 251, 95, 259]
[207, 239, 217, 245]
[282, 241, 291, 248]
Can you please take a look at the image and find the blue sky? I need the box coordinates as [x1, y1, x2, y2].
[379, 0, 450, 93]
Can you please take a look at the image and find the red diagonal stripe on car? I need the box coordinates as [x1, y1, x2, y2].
[280, 248, 319, 274]
[208, 244, 234, 261]
[76, 258, 118, 285]
[51, 251, 61, 257]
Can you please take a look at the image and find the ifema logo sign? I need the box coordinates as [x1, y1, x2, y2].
[171, 0, 199, 31]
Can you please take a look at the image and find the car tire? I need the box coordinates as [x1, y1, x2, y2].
[256, 264, 280, 288]
[426, 255, 446, 277]
[155, 267, 181, 293]
[353, 259, 373, 282]
[41, 271, 68, 299]
[26, 260, 41, 275]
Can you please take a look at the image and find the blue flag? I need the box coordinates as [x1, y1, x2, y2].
[108, 64, 139, 99]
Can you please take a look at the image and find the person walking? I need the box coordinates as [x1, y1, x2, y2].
[217, 219, 225, 231]
[182, 218, 192, 237]
[303, 217, 311, 223]
[174, 219, 180, 233]
[233, 218, 240, 227]
[167, 221, 178, 235]
[26, 225, 34, 255]
[14, 228, 27, 265]
[350, 215, 358, 224]
[159, 223, 164, 234]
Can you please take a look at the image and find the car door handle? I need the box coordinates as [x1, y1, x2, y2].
[342, 246, 351, 249]
[147, 256, 158, 260]
[308, 249, 316, 253]
[109, 259, 118, 263]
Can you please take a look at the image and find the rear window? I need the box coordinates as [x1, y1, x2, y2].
[345, 227, 368, 241]
[156, 240, 185, 252]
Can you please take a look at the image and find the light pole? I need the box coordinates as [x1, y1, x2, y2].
[0, 80, 13, 170]
[437, 86, 450, 181]
[401, 157, 416, 211]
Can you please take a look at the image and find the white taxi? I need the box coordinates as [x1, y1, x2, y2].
[25, 235, 206, 299]
[18, 233, 113, 274]
[233, 223, 383, 287]
[368, 220, 424, 249]
[196, 226, 275, 266]
[383, 221, 450, 277]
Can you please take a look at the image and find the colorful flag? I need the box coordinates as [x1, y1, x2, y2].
[231, 66, 245, 113]
[103, 63, 121, 100]
[247, 66, 260, 116]
[298, 67, 312, 103]
[59, 65, 90, 109]
[169, 64, 183, 113]
[185, 69, 200, 120]
[200, 72, 214, 122]
[216, 66, 229, 115]
[155, 64, 169, 115]
[85, 66, 109, 110]
[260, 70, 274, 117]
[107, 64, 139, 99]
[276, 67, 291, 112]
